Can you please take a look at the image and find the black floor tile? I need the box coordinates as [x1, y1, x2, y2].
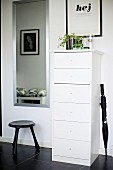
[40, 147, 52, 152]
[33, 148, 52, 162]
[80, 155, 113, 170]
[16, 143, 39, 157]
[47, 161, 83, 170]
[0, 142, 38, 157]
[0, 142, 38, 169]
[0, 150, 34, 169]
[1, 166, 19, 170]
[0, 166, 16, 170]
[16, 159, 51, 170]
[0, 142, 12, 154]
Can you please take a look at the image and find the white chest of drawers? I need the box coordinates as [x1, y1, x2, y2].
[51, 50, 102, 166]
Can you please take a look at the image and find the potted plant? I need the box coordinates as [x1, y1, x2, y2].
[58, 33, 84, 49]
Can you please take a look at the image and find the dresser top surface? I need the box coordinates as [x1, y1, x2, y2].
[50, 49, 103, 55]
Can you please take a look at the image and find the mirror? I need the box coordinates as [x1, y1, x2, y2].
[13, 0, 50, 107]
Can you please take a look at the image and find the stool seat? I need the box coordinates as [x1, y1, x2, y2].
[9, 120, 35, 128]
[8, 120, 40, 157]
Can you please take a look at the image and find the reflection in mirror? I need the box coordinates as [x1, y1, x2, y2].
[13, 0, 50, 107]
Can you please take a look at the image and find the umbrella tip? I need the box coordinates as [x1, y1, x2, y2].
[105, 149, 107, 156]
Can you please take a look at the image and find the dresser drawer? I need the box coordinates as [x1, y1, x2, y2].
[54, 69, 91, 84]
[54, 121, 90, 141]
[53, 53, 92, 69]
[54, 103, 90, 122]
[54, 84, 90, 103]
[53, 139, 89, 160]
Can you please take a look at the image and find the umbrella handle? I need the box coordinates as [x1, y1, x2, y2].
[100, 84, 104, 95]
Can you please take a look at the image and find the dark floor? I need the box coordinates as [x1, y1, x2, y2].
[0, 142, 113, 170]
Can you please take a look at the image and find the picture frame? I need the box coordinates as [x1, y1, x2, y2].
[20, 29, 39, 55]
[66, 0, 102, 37]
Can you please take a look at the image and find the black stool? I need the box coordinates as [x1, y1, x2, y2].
[8, 120, 40, 156]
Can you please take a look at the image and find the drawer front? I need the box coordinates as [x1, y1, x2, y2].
[54, 69, 91, 84]
[54, 103, 90, 122]
[53, 138, 89, 159]
[54, 84, 90, 103]
[53, 53, 92, 68]
[54, 121, 90, 141]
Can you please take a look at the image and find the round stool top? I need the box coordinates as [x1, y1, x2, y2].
[8, 120, 35, 128]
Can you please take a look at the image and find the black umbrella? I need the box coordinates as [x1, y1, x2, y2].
[100, 84, 108, 156]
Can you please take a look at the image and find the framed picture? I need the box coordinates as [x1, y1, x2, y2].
[66, 0, 102, 37]
[20, 29, 39, 55]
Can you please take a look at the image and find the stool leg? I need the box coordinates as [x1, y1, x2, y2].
[12, 128, 19, 156]
[30, 126, 40, 152]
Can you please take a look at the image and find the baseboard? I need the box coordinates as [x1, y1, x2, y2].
[99, 148, 112, 156]
[0, 137, 52, 148]
[112, 146, 113, 157]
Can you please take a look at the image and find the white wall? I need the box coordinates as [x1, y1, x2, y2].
[16, 1, 46, 89]
[94, 0, 113, 155]
[1, 0, 113, 155]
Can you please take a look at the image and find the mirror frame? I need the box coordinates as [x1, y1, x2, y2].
[13, 0, 50, 107]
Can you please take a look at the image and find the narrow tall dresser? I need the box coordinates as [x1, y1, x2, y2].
[51, 50, 102, 166]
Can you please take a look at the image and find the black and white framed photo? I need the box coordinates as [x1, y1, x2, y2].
[20, 29, 39, 55]
[66, 0, 102, 37]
